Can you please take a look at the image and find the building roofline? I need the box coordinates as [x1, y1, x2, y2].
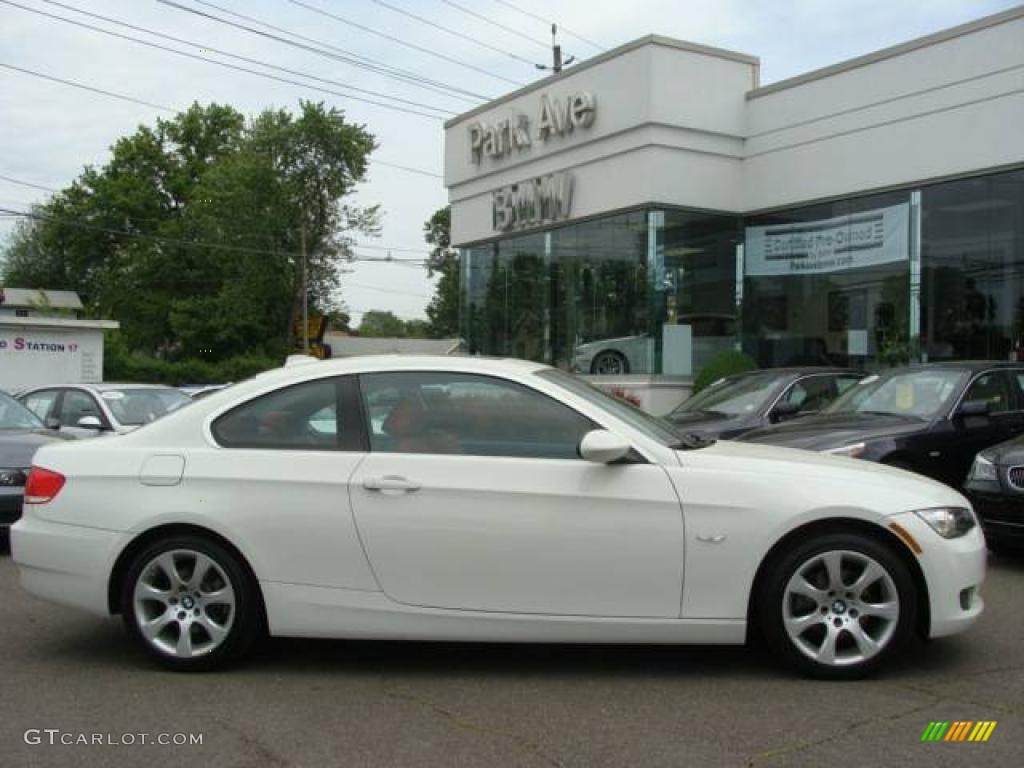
[747, 3, 1024, 100]
[0, 317, 119, 330]
[444, 34, 759, 129]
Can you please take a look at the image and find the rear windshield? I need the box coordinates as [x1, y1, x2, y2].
[102, 389, 192, 426]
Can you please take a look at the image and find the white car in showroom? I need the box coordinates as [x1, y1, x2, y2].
[11, 356, 985, 678]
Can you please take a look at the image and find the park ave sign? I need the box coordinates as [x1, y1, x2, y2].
[468, 91, 597, 165]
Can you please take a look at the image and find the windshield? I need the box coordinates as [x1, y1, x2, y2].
[672, 371, 783, 417]
[0, 391, 44, 430]
[102, 388, 192, 426]
[825, 369, 968, 419]
[538, 369, 689, 448]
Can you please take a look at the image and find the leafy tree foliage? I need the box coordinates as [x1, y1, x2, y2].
[357, 310, 408, 338]
[423, 206, 459, 339]
[2, 101, 378, 363]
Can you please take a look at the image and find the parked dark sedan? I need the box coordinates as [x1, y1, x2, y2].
[0, 392, 68, 529]
[740, 362, 1024, 487]
[964, 436, 1024, 553]
[666, 368, 864, 440]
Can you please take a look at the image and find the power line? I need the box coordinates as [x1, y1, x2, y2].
[370, 160, 442, 179]
[370, 0, 538, 67]
[491, 0, 606, 52]
[191, 0, 486, 103]
[37, 0, 456, 116]
[0, 61, 174, 112]
[343, 281, 431, 298]
[0, 0, 447, 120]
[438, 0, 550, 51]
[0, 206, 429, 264]
[285, 0, 527, 88]
[0, 174, 59, 193]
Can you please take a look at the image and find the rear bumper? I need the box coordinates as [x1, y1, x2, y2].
[10, 515, 127, 616]
[889, 511, 986, 639]
[0, 488, 22, 527]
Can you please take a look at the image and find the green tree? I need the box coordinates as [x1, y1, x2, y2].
[2, 101, 378, 364]
[358, 310, 407, 337]
[423, 206, 460, 338]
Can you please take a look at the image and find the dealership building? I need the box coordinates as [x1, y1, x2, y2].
[444, 6, 1024, 410]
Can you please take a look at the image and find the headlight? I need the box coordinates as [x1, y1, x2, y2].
[823, 442, 865, 458]
[914, 507, 976, 538]
[968, 454, 998, 483]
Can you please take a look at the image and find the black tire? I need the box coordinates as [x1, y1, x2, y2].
[590, 350, 629, 376]
[121, 534, 262, 672]
[757, 532, 918, 680]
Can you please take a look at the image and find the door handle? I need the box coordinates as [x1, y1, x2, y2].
[362, 475, 421, 493]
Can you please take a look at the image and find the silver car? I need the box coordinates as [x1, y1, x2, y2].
[18, 383, 192, 438]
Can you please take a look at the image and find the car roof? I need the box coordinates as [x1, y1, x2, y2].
[731, 367, 863, 378]
[879, 361, 1024, 374]
[19, 382, 181, 393]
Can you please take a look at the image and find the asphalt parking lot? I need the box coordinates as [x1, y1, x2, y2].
[1, 540, 1021, 768]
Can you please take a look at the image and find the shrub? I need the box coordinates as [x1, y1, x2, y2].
[104, 333, 279, 385]
[693, 349, 757, 394]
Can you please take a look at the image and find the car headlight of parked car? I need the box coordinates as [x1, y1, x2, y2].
[967, 454, 998, 483]
[823, 442, 866, 458]
[914, 507, 976, 539]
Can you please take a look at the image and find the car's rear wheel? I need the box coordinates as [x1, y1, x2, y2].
[121, 535, 261, 671]
[590, 350, 629, 376]
[758, 532, 917, 679]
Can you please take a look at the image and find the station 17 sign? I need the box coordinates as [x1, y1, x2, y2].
[745, 203, 910, 276]
[0, 329, 102, 389]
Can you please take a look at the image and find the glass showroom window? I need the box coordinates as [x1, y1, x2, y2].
[743, 190, 912, 370]
[656, 209, 742, 376]
[920, 169, 1024, 362]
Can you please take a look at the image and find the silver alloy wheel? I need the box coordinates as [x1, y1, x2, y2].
[782, 549, 899, 667]
[593, 352, 626, 376]
[132, 549, 236, 658]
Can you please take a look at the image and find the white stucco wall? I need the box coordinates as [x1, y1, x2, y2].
[445, 7, 1024, 245]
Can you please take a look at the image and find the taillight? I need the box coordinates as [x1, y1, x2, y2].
[24, 467, 66, 504]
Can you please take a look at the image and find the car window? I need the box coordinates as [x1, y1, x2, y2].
[674, 372, 783, 416]
[359, 372, 596, 459]
[212, 377, 362, 451]
[827, 369, 967, 419]
[781, 376, 835, 412]
[21, 389, 59, 421]
[59, 390, 105, 427]
[836, 375, 862, 395]
[1009, 371, 1024, 410]
[963, 371, 1013, 414]
[101, 388, 192, 426]
[0, 392, 43, 430]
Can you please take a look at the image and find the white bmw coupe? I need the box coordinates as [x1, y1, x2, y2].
[11, 356, 985, 677]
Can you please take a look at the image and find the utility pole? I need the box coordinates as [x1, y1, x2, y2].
[300, 222, 309, 354]
[536, 24, 575, 75]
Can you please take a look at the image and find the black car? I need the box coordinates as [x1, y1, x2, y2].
[963, 436, 1024, 553]
[666, 368, 864, 440]
[740, 362, 1024, 487]
[0, 391, 68, 529]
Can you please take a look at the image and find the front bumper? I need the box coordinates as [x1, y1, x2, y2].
[0, 488, 23, 527]
[10, 515, 127, 616]
[889, 510, 986, 638]
[964, 490, 1024, 545]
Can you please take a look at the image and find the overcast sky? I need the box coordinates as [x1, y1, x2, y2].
[1, 0, 1018, 325]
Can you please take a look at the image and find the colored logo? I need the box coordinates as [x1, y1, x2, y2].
[921, 721, 997, 742]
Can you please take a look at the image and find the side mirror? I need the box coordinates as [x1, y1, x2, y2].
[76, 415, 104, 429]
[45, 417, 61, 430]
[957, 400, 991, 419]
[770, 401, 801, 423]
[579, 429, 632, 464]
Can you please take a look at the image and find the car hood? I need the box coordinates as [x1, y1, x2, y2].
[980, 434, 1024, 467]
[667, 410, 755, 439]
[737, 412, 925, 451]
[0, 429, 70, 467]
[679, 438, 965, 512]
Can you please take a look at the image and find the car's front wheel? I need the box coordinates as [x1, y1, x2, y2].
[758, 532, 917, 679]
[121, 535, 261, 671]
